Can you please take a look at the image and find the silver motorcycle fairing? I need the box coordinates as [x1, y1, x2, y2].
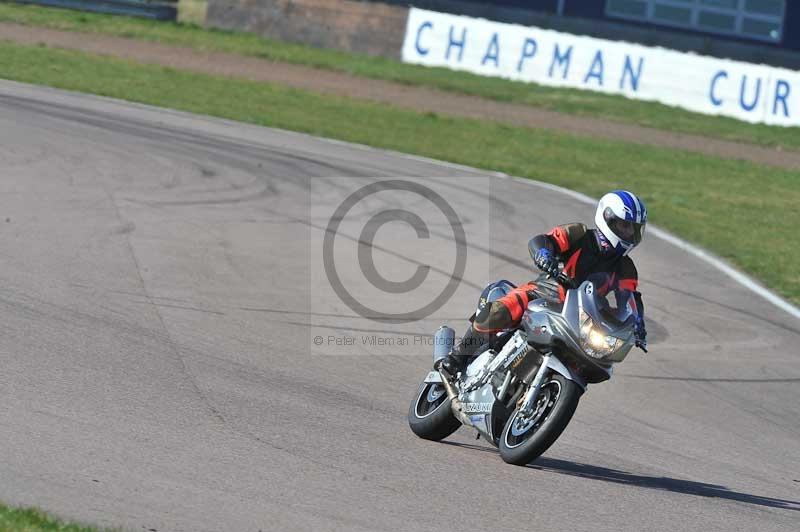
[451, 334, 587, 441]
[431, 280, 634, 442]
[460, 382, 503, 442]
[544, 355, 588, 391]
[521, 281, 636, 377]
[452, 333, 527, 441]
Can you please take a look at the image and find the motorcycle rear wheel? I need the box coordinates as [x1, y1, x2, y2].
[408, 382, 461, 441]
[498, 373, 581, 465]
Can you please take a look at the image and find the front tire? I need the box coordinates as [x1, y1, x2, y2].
[498, 373, 581, 465]
[408, 382, 461, 441]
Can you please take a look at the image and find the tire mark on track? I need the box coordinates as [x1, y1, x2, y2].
[101, 184, 227, 425]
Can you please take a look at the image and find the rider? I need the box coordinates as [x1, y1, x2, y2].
[437, 190, 649, 375]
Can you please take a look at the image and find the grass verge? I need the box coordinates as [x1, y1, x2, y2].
[0, 501, 108, 531]
[1, 2, 800, 151]
[0, 40, 798, 305]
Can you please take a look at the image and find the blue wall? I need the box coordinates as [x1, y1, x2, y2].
[781, 1, 800, 51]
[564, 0, 604, 18]
[565, 0, 800, 51]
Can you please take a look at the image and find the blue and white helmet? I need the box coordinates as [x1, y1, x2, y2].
[595, 190, 647, 256]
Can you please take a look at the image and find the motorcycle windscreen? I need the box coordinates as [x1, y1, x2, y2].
[584, 272, 636, 325]
[610, 289, 636, 321]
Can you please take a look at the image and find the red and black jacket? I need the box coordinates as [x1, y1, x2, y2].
[474, 223, 643, 333]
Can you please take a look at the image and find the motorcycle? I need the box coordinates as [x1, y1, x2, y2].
[408, 270, 643, 465]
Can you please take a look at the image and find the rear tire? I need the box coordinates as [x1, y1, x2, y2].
[498, 373, 581, 465]
[408, 382, 461, 441]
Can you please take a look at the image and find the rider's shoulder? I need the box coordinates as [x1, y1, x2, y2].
[556, 222, 588, 242]
[545, 223, 588, 252]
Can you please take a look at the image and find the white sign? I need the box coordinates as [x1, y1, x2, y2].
[402, 8, 800, 127]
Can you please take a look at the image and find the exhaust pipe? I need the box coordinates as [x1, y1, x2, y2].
[437, 368, 474, 427]
[432, 326, 473, 427]
[432, 326, 455, 364]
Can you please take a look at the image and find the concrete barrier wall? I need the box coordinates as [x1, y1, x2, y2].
[207, 0, 409, 58]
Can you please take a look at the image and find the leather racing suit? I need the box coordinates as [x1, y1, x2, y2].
[447, 222, 646, 367]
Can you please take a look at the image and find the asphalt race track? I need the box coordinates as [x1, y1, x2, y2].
[0, 80, 798, 532]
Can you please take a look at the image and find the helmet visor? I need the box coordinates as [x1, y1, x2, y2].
[604, 208, 645, 245]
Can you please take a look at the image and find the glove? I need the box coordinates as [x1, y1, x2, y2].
[534, 248, 558, 274]
[634, 315, 648, 353]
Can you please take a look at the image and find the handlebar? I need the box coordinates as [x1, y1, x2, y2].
[544, 266, 577, 290]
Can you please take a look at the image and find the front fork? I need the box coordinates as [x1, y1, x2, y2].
[518, 353, 553, 415]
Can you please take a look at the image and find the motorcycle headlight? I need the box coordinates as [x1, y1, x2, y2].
[579, 310, 622, 359]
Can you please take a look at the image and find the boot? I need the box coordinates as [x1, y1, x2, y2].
[434, 325, 489, 377]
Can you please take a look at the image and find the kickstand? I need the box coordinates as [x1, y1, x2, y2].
[475, 432, 481, 440]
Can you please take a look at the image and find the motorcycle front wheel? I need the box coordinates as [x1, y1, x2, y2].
[498, 373, 582, 465]
[408, 382, 461, 441]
